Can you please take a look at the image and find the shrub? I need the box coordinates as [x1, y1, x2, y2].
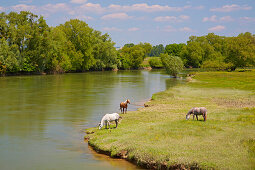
[149, 57, 163, 68]
[160, 54, 184, 77]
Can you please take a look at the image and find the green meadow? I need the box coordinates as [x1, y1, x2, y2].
[86, 71, 255, 169]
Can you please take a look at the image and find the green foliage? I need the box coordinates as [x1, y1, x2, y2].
[0, 11, 118, 74]
[180, 33, 255, 70]
[119, 42, 152, 69]
[225, 32, 255, 70]
[148, 44, 165, 57]
[165, 43, 185, 57]
[160, 54, 183, 77]
[148, 57, 163, 68]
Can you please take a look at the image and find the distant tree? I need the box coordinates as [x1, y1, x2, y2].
[149, 44, 165, 57]
[124, 43, 135, 48]
[165, 43, 185, 57]
[149, 57, 163, 68]
[119, 42, 152, 69]
[225, 32, 255, 70]
[160, 53, 183, 77]
[180, 41, 204, 67]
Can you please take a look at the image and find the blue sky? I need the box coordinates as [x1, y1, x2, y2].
[1, 0, 255, 47]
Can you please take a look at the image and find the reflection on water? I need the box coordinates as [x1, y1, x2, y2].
[0, 70, 181, 170]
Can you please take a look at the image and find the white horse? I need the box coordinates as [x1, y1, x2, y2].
[98, 113, 121, 129]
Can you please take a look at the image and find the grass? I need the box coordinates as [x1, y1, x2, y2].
[86, 70, 255, 169]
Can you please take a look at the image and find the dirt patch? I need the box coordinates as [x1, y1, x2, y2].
[212, 97, 255, 108]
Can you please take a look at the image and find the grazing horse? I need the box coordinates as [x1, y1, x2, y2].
[186, 107, 207, 121]
[98, 113, 121, 129]
[120, 99, 130, 114]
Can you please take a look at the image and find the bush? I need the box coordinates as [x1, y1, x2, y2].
[160, 54, 183, 77]
[201, 59, 233, 71]
[149, 57, 163, 68]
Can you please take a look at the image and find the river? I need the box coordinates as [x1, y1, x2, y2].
[0, 70, 181, 170]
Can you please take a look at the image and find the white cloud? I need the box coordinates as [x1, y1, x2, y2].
[210, 4, 252, 12]
[11, 4, 37, 12]
[76, 15, 93, 21]
[180, 27, 194, 32]
[128, 27, 139, 31]
[108, 3, 191, 12]
[101, 13, 133, 20]
[179, 15, 190, 20]
[0, 6, 5, 11]
[102, 27, 122, 32]
[70, 0, 87, 4]
[208, 25, 225, 32]
[154, 15, 189, 22]
[219, 16, 234, 22]
[19, 0, 33, 3]
[162, 26, 177, 32]
[193, 5, 204, 10]
[203, 15, 217, 22]
[80, 3, 104, 13]
[203, 15, 234, 22]
[240, 17, 255, 23]
[41, 3, 74, 15]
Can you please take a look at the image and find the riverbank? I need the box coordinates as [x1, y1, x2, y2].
[85, 71, 255, 169]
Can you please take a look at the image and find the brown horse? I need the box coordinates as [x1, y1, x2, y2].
[120, 99, 130, 114]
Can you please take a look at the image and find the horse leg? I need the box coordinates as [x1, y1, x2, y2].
[107, 121, 110, 129]
[193, 114, 195, 120]
[204, 112, 207, 121]
[196, 115, 198, 121]
[115, 119, 118, 128]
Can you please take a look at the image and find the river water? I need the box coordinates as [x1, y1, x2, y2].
[0, 70, 181, 170]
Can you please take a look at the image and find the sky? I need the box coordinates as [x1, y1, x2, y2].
[1, 0, 255, 47]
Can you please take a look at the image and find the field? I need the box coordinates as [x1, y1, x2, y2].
[86, 71, 255, 169]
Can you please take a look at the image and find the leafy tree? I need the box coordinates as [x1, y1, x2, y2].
[165, 43, 185, 57]
[160, 53, 183, 77]
[149, 57, 163, 68]
[119, 42, 152, 69]
[58, 19, 94, 71]
[124, 43, 134, 48]
[149, 44, 165, 57]
[180, 41, 204, 68]
[91, 32, 118, 70]
[225, 32, 255, 70]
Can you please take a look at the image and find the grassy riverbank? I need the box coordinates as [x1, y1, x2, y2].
[86, 71, 255, 169]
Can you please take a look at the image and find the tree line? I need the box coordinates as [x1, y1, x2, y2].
[0, 11, 127, 74]
[148, 33, 255, 71]
[1, 11, 255, 75]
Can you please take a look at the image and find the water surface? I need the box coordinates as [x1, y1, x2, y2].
[0, 70, 180, 170]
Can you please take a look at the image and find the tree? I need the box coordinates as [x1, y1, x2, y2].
[160, 53, 183, 77]
[149, 57, 163, 68]
[225, 32, 255, 70]
[119, 42, 152, 69]
[165, 43, 185, 57]
[148, 44, 165, 57]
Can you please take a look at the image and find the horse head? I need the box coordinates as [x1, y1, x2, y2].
[98, 123, 102, 129]
[126, 99, 130, 104]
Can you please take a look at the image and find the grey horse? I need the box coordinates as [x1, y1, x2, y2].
[186, 107, 207, 121]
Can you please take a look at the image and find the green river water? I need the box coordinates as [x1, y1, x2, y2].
[0, 70, 181, 170]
